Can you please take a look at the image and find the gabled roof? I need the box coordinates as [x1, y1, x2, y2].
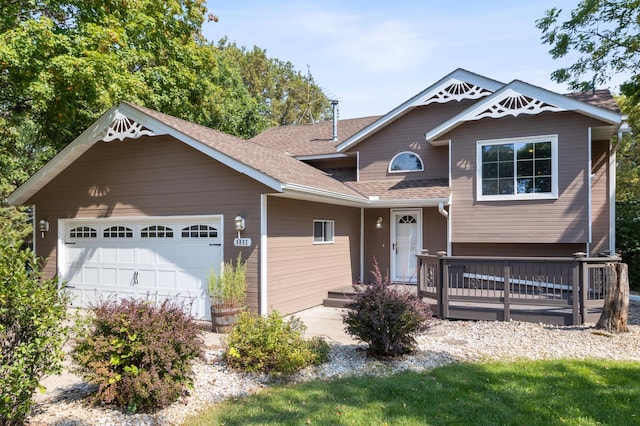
[250, 116, 379, 158]
[425, 80, 622, 144]
[7, 102, 366, 206]
[335, 68, 505, 152]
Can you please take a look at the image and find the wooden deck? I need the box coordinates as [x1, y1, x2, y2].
[417, 254, 619, 325]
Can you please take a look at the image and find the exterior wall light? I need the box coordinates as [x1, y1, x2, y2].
[376, 217, 383, 229]
[38, 219, 49, 238]
[234, 214, 246, 232]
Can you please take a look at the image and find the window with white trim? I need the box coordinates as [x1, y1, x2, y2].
[69, 226, 97, 239]
[477, 135, 558, 200]
[103, 226, 133, 238]
[389, 151, 424, 173]
[141, 225, 174, 238]
[181, 224, 218, 238]
[313, 220, 334, 244]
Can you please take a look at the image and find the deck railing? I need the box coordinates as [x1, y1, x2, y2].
[417, 253, 620, 325]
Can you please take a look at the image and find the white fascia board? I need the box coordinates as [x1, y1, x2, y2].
[280, 183, 367, 206]
[7, 106, 123, 205]
[118, 104, 285, 193]
[294, 153, 348, 161]
[276, 185, 450, 209]
[426, 80, 622, 143]
[337, 69, 504, 152]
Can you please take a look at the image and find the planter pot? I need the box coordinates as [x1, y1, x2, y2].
[211, 305, 242, 333]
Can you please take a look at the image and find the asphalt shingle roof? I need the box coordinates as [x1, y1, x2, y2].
[250, 116, 380, 156]
[126, 103, 365, 200]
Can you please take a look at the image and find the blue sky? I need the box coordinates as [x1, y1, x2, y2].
[203, 1, 624, 119]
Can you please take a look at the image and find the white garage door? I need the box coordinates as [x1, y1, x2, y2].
[59, 216, 223, 320]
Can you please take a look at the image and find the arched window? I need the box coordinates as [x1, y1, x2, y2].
[389, 151, 424, 173]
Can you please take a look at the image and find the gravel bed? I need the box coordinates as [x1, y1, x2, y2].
[27, 302, 640, 425]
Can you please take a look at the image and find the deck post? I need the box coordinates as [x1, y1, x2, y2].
[439, 252, 448, 319]
[572, 253, 586, 325]
[503, 260, 511, 322]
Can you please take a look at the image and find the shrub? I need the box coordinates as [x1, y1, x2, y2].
[343, 259, 432, 358]
[223, 311, 330, 375]
[0, 232, 69, 425]
[71, 298, 204, 413]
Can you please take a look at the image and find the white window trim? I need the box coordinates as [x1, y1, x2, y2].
[313, 219, 335, 244]
[388, 151, 424, 173]
[476, 134, 558, 201]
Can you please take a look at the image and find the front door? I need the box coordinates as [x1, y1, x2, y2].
[391, 209, 422, 283]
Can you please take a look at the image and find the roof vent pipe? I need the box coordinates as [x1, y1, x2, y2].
[331, 100, 339, 141]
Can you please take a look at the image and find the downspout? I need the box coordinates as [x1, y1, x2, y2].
[438, 200, 451, 255]
[259, 194, 268, 315]
[360, 208, 364, 282]
[587, 127, 592, 256]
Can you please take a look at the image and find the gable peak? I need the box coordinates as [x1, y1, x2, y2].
[102, 111, 157, 142]
[418, 77, 494, 106]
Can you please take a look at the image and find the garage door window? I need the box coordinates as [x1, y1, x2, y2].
[141, 225, 174, 238]
[69, 226, 97, 239]
[103, 226, 134, 238]
[181, 224, 218, 238]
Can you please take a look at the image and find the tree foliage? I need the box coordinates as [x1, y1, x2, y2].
[536, 0, 640, 98]
[0, 0, 330, 233]
[217, 38, 332, 127]
[0, 227, 69, 424]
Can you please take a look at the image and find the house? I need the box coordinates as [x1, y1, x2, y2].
[7, 69, 624, 320]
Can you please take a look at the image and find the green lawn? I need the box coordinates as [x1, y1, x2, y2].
[184, 359, 640, 426]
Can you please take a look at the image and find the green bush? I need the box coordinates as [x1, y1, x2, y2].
[343, 259, 432, 358]
[223, 311, 330, 375]
[0, 232, 69, 425]
[617, 201, 640, 291]
[71, 298, 204, 413]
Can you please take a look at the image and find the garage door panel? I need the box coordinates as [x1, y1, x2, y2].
[62, 217, 222, 320]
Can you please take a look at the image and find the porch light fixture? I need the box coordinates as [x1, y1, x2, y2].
[38, 219, 49, 238]
[376, 217, 383, 229]
[234, 214, 246, 233]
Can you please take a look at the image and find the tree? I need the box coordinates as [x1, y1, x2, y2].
[217, 39, 332, 127]
[0, 0, 279, 234]
[536, 0, 640, 99]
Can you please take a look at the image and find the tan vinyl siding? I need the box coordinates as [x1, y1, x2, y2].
[351, 101, 475, 182]
[29, 135, 269, 312]
[449, 112, 608, 245]
[452, 243, 585, 257]
[267, 197, 360, 314]
[361, 207, 448, 282]
[590, 139, 610, 255]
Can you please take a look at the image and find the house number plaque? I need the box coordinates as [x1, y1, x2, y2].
[233, 237, 252, 247]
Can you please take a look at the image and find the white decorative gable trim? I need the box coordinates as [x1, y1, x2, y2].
[470, 89, 566, 120]
[418, 78, 493, 105]
[102, 111, 156, 142]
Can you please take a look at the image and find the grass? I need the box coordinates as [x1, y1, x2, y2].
[183, 359, 640, 425]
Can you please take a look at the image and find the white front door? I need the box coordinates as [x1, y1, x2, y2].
[391, 209, 422, 283]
